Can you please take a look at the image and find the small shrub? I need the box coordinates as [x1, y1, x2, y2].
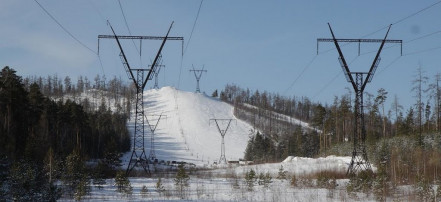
[316, 171, 338, 189]
[346, 170, 374, 195]
[155, 178, 165, 195]
[244, 169, 256, 191]
[277, 165, 287, 180]
[140, 185, 149, 198]
[413, 176, 434, 202]
[114, 171, 132, 197]
[290, 175, 297, 187]
[174, 164, 189, 199]
[298, 177, 314, 188]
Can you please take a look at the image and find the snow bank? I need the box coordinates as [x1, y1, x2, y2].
[232, 156, 351, 176]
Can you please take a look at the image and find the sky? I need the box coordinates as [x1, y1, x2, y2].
[1, 0, 441, 113]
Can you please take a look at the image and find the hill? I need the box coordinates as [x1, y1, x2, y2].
[121, 87, 254, 167]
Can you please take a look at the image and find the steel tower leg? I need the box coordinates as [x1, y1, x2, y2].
[126, 70, 150, 176]
[347, 73, 371, 175]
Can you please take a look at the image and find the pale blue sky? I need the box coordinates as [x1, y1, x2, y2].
[1, 0, 441, 113]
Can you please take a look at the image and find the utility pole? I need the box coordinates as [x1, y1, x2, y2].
[145, 113, 167, 160]
[100, 21, 181, 176]
[190, 65, 207, 93]
[210, 119, 236, 164]
[317, 23, 402, 175]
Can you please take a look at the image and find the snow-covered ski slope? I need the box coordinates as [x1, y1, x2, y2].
[121, 87, 254, 167]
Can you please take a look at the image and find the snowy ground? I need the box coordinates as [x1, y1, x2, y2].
[121, 87, 254, 168]
[243, 103, 319, 132]
[60, 155, 388, 201]
[58, 87, 394, 201]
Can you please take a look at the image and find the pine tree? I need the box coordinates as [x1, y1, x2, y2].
[174, 164, 190, 198]
[244, 169, 256, 191]
[140, 185, 149, 198]
[212, 89, 218, 97]
[114, 171, 132, 197]
[277, 165, 287, 180]
[155, 177, 165, 195]
[62, 150, 90, 199]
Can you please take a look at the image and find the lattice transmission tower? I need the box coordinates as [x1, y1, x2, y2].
[145, 113, 167, 160]
[190, 65, 207, 93]
[149, 60, 165, 89]
[210, 119, 236, 164]
[317, 23, 402, 175]
[99, 22, 183, 175]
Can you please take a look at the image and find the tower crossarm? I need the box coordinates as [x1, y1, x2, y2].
[145, 113, 167, 133]
[317, 38, 401, 43]
[209, 119, 236, 136]
[109, 23, 137, 86]
[327, 23, 357, 91]
[319, 23, 403, 92]
[362, 24, 392, 92]
[143, 22, 174, 89]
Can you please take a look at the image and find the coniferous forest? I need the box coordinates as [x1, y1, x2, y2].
[220, 72, 441, 194]
[1, 64, 441, 200]
[0, 66, 131, 200]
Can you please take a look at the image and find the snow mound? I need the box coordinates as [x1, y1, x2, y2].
[233, 155, 352, 176]
[121, 86, 254, 167]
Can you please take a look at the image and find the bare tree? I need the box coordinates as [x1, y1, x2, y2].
[391, 95, 403, 135]
[412, 66, 428, 145]
[428, 73, 441, 133]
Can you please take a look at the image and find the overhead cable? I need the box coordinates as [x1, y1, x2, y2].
[184, 0, 204, 55]
[117, 0, 141, 57]
[283, 55, 317, 94]
[178, 0, 204, 89]
[33, 0, 97, 55]
[318, 0, 441, 55]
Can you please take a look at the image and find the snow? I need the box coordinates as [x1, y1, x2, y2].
[121, 86, 254, 167]
[56, 87, 384, 201]
[60, 155, 380, 201]
[216, 155, 351, 177]
[243, 103, 320, 132]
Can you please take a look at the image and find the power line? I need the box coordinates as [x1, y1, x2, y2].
[87, 0, 107, 23]
[34, 0, 105, 76]
[360, 29, 441, 55]
[312, 56, 358, 99]
[361, 0, 441, 39]
[178, 0, 204, 89]
[404, 46, 441, 56]
[283, 55, 317, 94]
[318, 1, 441, 55]
[117, 0, 141, 57]
[97, 54, 106, 76]
[376, 55, 402, 75]
[184, 0, 204, 55]
[393, 0, 441, 25]
[33, 0, 97, 55]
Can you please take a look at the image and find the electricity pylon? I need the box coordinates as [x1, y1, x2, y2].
[190, 65, 207, 93]
[317, 23, 402, 175]
[104, 21, 174, 176]
[145, 113, 167, 160]
[210, 119, 236, 164]
[149, 60, 165, 89]
[153, 64, 165, 89]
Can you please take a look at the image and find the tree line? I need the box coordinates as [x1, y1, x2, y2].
[0, 66, 131, 200]
[218, 67, 441, 163]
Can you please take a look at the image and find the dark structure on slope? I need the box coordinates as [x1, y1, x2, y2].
[210, 119, 236, 164]
[99, 22, 183, 175]
[317, 23, 402, 175]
